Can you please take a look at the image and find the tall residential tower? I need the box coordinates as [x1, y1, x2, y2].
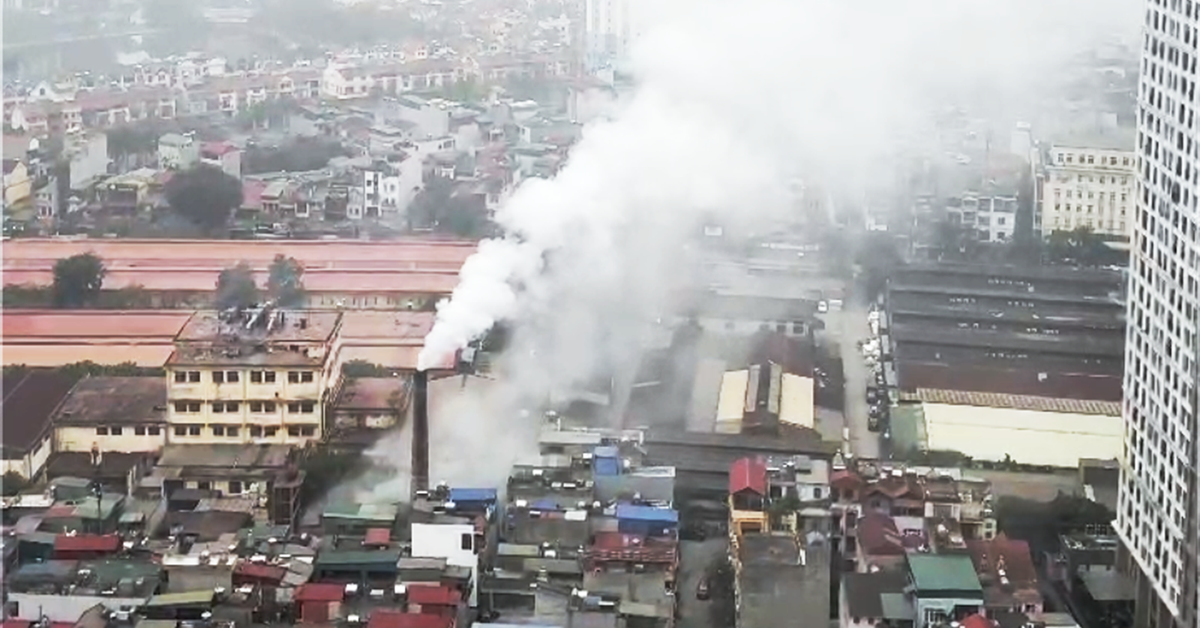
[1117, 2, 1200, 627]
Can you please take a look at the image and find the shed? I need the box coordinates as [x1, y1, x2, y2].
[53, 534, 122, 559]
[294, 582, 346, 623]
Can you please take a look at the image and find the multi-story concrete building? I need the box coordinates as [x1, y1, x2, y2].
[164, 308, 344, 447]
[1039, 133, 1136, 239]
[1117, 4, 1200, 627]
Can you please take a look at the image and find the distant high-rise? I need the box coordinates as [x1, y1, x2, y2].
[1117, 2, 1200, 627]
[584, 0, 632, 71]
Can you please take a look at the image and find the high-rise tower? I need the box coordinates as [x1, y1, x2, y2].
[1117, 2, 1200, 627]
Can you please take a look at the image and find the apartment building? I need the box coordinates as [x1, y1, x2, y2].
[1039, 132, 1136, 239]
[165, 308, 344, 447]
[1117, 2, 1200, 627]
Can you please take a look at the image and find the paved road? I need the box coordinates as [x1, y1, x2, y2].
[677, 539, 727, 628]
[839, 285, 880, 460]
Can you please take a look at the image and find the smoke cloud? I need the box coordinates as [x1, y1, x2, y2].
[420, 0, 1139, 373]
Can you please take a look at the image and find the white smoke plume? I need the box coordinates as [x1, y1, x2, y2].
[418, 0, 1139, 373]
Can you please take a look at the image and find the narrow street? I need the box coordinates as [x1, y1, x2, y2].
[839, 282, 880, 460]
[677, 539, 728, 628]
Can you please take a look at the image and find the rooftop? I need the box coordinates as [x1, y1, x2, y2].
[52, 376, 167, 426]
[176, 309, 341, 343]
[907, 554, 983, 594]
[335, 377, 410, 412]
[736, 534, 830, 628]
[2, 370, 76, 457]
[842, 571, 911, 620]
[157, 444, 293, 469]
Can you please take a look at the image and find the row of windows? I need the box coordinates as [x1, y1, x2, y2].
[1052, 173, 1132, 184]
[95, 425, 162, 436]
[174, 401, 317, 414]
[1051, 203, 1129, 216]
[172, 370, 315, 384]
[1055, 152, 1132, 167]
[1054, 189, 1129, 201]
[171, 424, 317, 438]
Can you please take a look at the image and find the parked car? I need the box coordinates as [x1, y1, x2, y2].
[696, 579, 711, 600]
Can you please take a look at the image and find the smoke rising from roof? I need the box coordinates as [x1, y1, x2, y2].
[419, 0, 1138, 373]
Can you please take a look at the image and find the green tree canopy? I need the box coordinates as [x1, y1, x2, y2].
[215, 262, 261, 310]
[165, 164, 242, 235]
[267, 255, 305, 307]
[52, 252, 106, 308]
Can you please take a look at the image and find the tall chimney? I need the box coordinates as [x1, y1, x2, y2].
[411, 369, 430, 494]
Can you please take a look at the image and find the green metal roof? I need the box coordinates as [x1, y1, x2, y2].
[907, 554, 982, 594]
[144, 590, 215, 607]
[316, 548, 402, 568]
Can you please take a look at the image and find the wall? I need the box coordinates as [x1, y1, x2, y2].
[165, 363, 328, 445]
[68, 133, 109, 189]
[7, 593, 148, 621]
[56, 425, 166, 453]
[1040, 143, 1135, 238]
[411, 523, 479, 606]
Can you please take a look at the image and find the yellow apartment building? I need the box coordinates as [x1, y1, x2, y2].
[164, 308, 344, 446]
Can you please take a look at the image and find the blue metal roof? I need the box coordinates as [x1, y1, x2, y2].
[593, 445, 620, 458]
[449, 488, 498, 503]
[615, 504, 678, 523]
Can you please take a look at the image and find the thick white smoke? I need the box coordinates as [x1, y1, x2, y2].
[418, 0, 1140, 372]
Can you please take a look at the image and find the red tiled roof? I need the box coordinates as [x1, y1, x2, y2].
[294, 583, 345, 602]
[364, 527, 391, 546]
[368, 611, 452, 628]
[830, 469, 863, 490]
[54, 534, 121, 553]
[856, 513, 905, 556]
[729, 458, 767, 496]
[407, 585, 461, 606]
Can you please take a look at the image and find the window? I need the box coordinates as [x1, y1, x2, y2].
[251, 401, 275, 413]
[288, 426, 301, 437]
[250, 426, 263, 437]
[251, 371, 262, 383]
[212, 425, 225, 436]
[264, 371, 276, 383]
[96, 427, 109, 436]
[226, 371, 239, 383]
[110, 426, 123, 436]
[148, 426, 161, 436]
[251, 371, 276, 383]
[135, 426, 146, 436]
[228, 481, 243, 494]
[300, 426, 316, 437]
[197, 481, 211, 491]
[264, 426, 279, 437]
[460, 533, 473, 551]
[174, 371, 188, 383]
[174, 426, 187, 437]
[213, 371, 225, 384]
[301, 401, 315, 413]
[288, 402, 300, 413]
[213, 402, 225, 413]
[188, 425, 201, 436]
[288, 371, 300, 383]
[227, 426, 240, 438]
[226, 402, 240, 413]
[174, 401, 200, 413]
[188, 371, 200, 383]
[301, 371, 314, 383]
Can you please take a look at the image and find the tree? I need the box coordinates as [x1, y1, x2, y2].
[2, 472, 29, 496]
[165, 164, 243, 236]
[410, 176, 491, 237]
[267, 255, 305, 307]
[215, 262, 261, 309]
[52, 253, 106, 308]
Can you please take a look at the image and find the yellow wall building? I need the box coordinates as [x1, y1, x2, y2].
[164, 309, 344, 446]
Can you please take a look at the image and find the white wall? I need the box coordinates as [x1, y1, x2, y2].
[56, 425, 166, 453]
[411, 522, 479, 607]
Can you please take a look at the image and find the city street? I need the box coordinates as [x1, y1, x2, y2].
[677, 539, 727, 628]
[839, 285, 881, 460]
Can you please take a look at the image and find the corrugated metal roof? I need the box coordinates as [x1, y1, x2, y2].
[368, 611, 452, 628]
[448, 488, 497, 503]
[144, 590, 216, 607]
[902, 387, 1120, 416]
[294, 582, 345, 602]
[614, 504, 678, 524]
[779, 374, 814, 428]
[54, 534, 121, 553]
[407, 584, 461, 606]
[728, 458, 767, 496]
